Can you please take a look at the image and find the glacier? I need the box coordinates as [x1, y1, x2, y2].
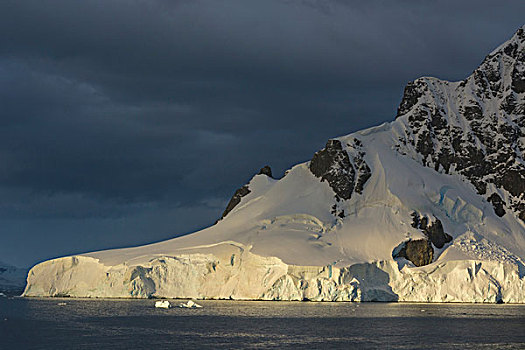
[23, 26, 525, 303]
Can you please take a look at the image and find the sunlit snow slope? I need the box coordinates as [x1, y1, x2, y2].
[24, 27, 525, 302]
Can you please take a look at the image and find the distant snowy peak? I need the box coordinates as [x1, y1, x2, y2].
[392, 26, 525, 222]
[0, 261, 27, 293]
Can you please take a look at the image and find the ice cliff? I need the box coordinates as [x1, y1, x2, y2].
[23, 26, 525, 303]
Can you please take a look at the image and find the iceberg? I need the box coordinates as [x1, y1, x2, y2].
[178, 300, 202, 308]
[154, 300, 170, 309]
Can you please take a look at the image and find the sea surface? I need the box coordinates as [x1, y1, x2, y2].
[0, 297, 524, 349]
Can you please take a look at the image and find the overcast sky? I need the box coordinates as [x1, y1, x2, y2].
[1, 0, 524, 267]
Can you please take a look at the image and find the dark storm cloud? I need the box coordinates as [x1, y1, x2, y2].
[1, 0, 524, 266]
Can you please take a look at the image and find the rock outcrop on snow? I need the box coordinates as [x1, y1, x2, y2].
[23, 26, 525, 303]
[411, 212, 452, 249]
[219, 166, 274, 221]
[393, 239, 434, 267]
[309, 139, 355, 200]
[219, 185, 251, 220]
[309, 139, 371, 203]
[258, 165, 273, 178]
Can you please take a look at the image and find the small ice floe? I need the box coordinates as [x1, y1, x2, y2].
[154, 300, 171, 309]
[178, 300, 202, 308]
[57, 302, 67, 306]
[0, 292, 6, 297]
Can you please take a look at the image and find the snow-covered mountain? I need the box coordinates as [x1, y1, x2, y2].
[0, 261, 27, 295]
[23, 26, 525, 303]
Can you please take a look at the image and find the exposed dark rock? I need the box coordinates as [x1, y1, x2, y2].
[488, 193, 506, 217]
[310, 138, 372, 219]
[396, 81, 424, 118]
[354, 163, 371, 194]
[411, 212, 452, 249]
[495, 169, 525, 198]
[396, 27, 525, 223]
[393, 239, 434, 267]
[349, 139, 372, 196]
[330, 204, 345, 218]
[217, 165, 275, 223]
[258, 165, 273, 178]
[504, 43, 518, 57]
[219, 185, 251, 221]
[310, 139, 355, 200]
[501, 93, 517, 115]
[463, 104, 483, 121]
[512, 65, 525, 93]
[415, 130, 434, 165]
[310, 138, 373, 206]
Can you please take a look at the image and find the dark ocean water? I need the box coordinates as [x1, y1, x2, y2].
[0, 297, 524, 349]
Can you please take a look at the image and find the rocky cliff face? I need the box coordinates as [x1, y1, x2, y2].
[395, 27, 525, 222]
[309, 139, 371, 205]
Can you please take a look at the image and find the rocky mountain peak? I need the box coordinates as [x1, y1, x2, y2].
[394, 26, 525, 222]
[258, 165, 273, 178]
[472, 25, 525, 97]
